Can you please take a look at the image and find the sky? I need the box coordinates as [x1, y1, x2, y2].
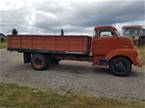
[0, 0, 145, 35]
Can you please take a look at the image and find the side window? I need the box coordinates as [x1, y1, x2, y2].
[99, 30, 115, 37]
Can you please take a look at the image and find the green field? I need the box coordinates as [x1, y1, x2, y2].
[0, 83, 144, 108]
[0, 42, 7, 49]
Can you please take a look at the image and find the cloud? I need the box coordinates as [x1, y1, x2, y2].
[0, 8, 29, 33]
[0, 0, 144, 35]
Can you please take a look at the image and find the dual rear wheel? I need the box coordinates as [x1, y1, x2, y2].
[31, 54, 60, 70]
[31, 54, 48, 70]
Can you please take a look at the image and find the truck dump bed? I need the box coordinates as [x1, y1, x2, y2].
[8, 35, 92, 55]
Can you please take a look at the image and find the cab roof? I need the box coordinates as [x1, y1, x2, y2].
[95, 26, 116, 30]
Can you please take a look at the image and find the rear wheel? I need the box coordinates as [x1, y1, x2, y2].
[109, 57, 132, 76]
[31, 54, 48, 70]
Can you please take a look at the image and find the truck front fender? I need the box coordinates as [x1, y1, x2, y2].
[105, 48, 138, 65]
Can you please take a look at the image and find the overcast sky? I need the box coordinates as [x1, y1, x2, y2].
[0, 0, 145, 35]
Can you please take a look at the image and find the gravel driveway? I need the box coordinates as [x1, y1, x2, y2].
[0, 49, 145, 101]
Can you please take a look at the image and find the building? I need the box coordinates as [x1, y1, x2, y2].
[122, 25, 145, 37]
[0, 33, 7, 42]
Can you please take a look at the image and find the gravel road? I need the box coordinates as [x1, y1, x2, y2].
[0, 49, 145, 101]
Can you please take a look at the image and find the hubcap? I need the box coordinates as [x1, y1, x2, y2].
[33, 58, 43, 68]
[115, 61, 127, 72]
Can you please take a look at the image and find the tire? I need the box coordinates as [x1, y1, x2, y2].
[31, 54, 48, 70]
[109, 57, 132, 76]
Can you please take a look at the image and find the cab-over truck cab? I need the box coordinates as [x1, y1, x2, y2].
[92, 26, 142, 76]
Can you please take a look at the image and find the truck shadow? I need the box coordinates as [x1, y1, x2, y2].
[7, 61, 143, 77]
[49, 61, 110, 75]
[49, 62, 144, 77]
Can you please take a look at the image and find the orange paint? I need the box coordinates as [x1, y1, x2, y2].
[8, 35, 92, 55]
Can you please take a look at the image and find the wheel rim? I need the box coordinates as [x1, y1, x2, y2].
[115, 61, 127, 72]
[33, 58, 43, 68]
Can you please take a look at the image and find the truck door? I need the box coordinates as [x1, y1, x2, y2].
[92, 28, 120, 56]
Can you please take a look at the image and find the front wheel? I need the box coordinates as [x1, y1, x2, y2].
[109, 57, 132, 76]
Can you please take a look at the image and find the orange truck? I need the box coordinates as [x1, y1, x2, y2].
[7, 26, 142, 76]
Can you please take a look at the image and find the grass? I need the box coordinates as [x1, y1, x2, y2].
[0, 83, 144, 108]
[138, 45, 145, 64]
[0, 42, 7, 49]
